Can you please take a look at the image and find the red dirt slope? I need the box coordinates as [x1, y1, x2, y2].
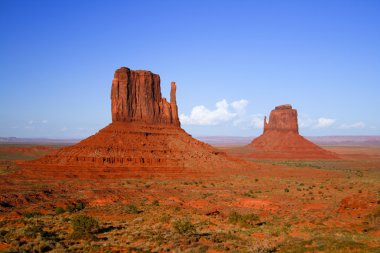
[23, 122, 238, 178]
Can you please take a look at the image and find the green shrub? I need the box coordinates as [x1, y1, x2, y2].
[0, 229, 8, 239]
[279, 236, 375, 252]
[229, 211, 259, 227]
[210, 232, 238, 243]
[125, 204, 139, 214]
[284, 188, 290, 193]
[173, 219, 196, 235]
[22, 211, 42, 218]
[75, 202, 85, 210]
[160, 214, 171, 223]
[55, 206, 65, 214]
[66, 205, 76, 213]
[242, 190, 256, 198]
[24, 225, 44, 238]
[66, 202, 85, 213]
[71, 215, 99, 239]
[151, 200, 160, 206]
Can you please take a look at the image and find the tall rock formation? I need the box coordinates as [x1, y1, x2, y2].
[111, 67, 180, 126]
[263, 104, 298, 133]
[24, 67, 239, 179]
[249, 104, 338, 159]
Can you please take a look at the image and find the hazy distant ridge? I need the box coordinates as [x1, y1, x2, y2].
[197, 136, 380, 146]
[0, 137, 80, 145]
[1, 136, 380, 146]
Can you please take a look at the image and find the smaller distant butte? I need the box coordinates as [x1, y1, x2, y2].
[248, 104, 338, 159]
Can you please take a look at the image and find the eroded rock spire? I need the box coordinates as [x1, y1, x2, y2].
[111, 67, 180, 126]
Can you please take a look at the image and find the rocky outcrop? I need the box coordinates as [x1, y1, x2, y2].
[264, 104, 298, 133]
[249, 104, 338, 159]
[111, 67, 180, 126]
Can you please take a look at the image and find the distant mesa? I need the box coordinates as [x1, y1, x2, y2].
[248, 104, 338, 159]
[23, 67, 239, 178]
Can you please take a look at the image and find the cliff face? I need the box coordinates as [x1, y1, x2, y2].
[264, 104, 298, 133]
[111, 67, 180, 126]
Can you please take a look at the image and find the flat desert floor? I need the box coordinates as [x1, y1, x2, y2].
[0, 143, 379, 252]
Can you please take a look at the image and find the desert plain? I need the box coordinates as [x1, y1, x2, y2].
[2, 0, 380, 252]
[0, 138, 379, 253]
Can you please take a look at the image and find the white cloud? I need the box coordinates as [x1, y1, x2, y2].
[180, 99, 266, 129]
[314, 117, 336, 128]
[339, 122, 365, 129]
[251, 115, 264, 128]
[25, 120, 35, 129]
[233, 114, 264, 129]
[180, 101, 366, 133]
[298, 115, 314, 128]
[180, 99, 244, 125]
[299, 116, 366, 131]
[23, 119, 49, 130]
[231, 99, 248, 114]
[294, 115, 337, 129]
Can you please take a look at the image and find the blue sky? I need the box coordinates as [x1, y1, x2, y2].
[0, 0, 379, 138]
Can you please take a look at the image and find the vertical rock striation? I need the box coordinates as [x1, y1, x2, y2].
[264, 104, 298, 133]
[111, 67, 180, 126]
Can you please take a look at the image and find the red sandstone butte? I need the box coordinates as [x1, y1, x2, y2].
[111, 67, 180, 126]
[248, 104, 338, 159]
[23, 67, 240, 179]
[263, 104, 298, 133]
